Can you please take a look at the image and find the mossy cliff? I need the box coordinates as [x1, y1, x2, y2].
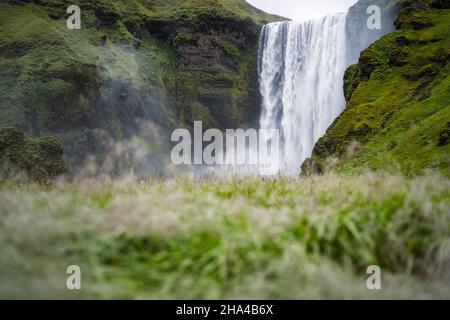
[0, 0, 283, 168]
[0, 127, 66, 181]
[303, 0, 450, 176]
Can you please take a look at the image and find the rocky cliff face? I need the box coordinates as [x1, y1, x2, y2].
[303, 0, 450, 176]
[0, 0, 283, 169]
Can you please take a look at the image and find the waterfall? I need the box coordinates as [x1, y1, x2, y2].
[258, 13, 351, 176]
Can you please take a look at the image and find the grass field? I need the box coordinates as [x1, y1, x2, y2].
[0, 172, 449, 299]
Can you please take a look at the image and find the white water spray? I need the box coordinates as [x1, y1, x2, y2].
[258, 13, 351, 176]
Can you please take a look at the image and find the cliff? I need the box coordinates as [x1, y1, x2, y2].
[0, 0, 284, 168]
[303, 0, 450, 176]
[0, 127, 66, 181]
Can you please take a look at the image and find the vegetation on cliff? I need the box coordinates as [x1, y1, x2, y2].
[304, 0, 450, 176]
[0, 0, 283, 168]
[0, 127, 66, 181]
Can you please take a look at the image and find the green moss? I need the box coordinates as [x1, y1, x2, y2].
[309, 6, 450, 176]
[0, 127, 67, 182]
[343, 64, 360, 101]
[145, 0, 284, 24]
[0, 1, 285, 168]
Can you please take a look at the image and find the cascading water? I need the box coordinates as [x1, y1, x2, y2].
[258, 13, 351, 176]
[204, 6, 394, 179]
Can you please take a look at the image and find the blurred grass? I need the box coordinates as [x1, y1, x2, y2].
[0, 172, 449, 299]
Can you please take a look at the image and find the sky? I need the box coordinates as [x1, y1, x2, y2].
[246, 0, 359, 22]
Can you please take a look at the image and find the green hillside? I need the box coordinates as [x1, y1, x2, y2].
[0, 0, 283, 168]
[304, 0, 450, 175]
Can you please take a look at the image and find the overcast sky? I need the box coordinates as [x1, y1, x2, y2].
[246, 0, 358, 21]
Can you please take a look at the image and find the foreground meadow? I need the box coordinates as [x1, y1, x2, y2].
[0, 172, 449, 299]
